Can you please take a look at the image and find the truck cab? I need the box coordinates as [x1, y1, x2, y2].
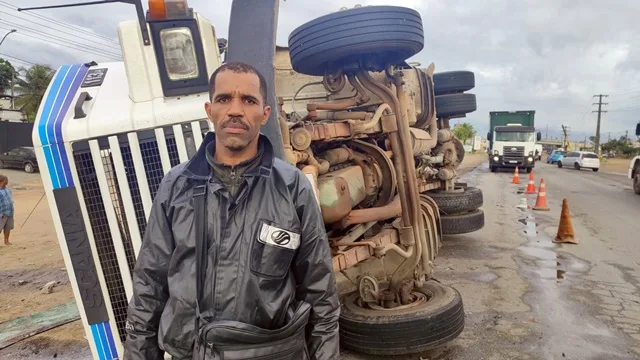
[487, 111, 541, 173]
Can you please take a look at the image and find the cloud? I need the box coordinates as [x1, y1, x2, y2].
[4, 0, 640, 140]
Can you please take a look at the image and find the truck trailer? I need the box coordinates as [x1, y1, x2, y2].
[487, 110, 542, 173]
[30, 1, 485, 358]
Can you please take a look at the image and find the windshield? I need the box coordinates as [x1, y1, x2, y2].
[553, 151, 565, 156]
[495, 132, 535, 142]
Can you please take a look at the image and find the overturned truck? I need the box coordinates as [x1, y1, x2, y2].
[31, 1, 483, 359]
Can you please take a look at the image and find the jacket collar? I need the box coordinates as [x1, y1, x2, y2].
[182, 131, 274, 180]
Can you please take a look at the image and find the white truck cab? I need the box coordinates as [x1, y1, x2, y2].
[490, 123, 541, 173]
[31, 2, 220, 358]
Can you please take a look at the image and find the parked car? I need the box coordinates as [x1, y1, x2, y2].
[557, 151, 600, 172]
[546, 149, 565, 164]
[0, 146, 39, 173]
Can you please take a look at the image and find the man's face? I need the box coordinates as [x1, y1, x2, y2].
[204, 71, 271, 152]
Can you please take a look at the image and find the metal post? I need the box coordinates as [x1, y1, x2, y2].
[225, 0, 285, 161]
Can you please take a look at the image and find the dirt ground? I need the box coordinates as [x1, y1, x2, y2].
[0, 168, 85, 358]
[599, 158, 634, 175]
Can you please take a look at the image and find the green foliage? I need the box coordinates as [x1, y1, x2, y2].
[600, 135, 640, 158]
[0, 58, 15, 95]
[453, 122, 475, 144]
[14, 64, 55, 122]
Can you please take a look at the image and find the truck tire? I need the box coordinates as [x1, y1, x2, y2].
[433, 71, 475, 95]
[339, 280, 464, 355]
[435, 93, 477, 118]
[425, 186, 483, 215]
[441, 209, 484, 235]
[288, 6, 424, 76]
[634, 173, 640, 195]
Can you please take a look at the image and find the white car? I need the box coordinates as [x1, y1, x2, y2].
[557, 151, 600, 172]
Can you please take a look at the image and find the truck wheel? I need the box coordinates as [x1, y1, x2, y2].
[288, 6, 424, 76]
[435, 93, 477, 118]
[490, 167, 497, 173]
[526, 167, 532, 174]
[339, 280, 464, 355]
[634, 173, 640, 195]
[425, 186, 483, 215]
[433, 71, 475, 95]
[441, 209, 484, 235]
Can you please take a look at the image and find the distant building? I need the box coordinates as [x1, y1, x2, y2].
[0, 95, 27, 122]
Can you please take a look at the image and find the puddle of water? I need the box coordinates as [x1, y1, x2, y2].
[468, 271, 498, 283]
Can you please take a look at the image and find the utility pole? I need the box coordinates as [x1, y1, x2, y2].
[561, 125, 570, 150]
[545, 124, 549, 139]
[592, 94, 609, 155]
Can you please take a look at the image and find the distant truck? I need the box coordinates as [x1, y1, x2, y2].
[629, 122, 640, 195]
[487, 110, 541, 173]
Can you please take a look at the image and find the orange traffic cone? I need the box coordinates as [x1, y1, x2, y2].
[553, 198, 577, 244]
[532, 178, 549, 211]
[512, 166, 520, 184]
[525, 171, 536, 194]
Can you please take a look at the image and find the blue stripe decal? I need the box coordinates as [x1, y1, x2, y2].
[90, 324, 107, 360]
[38, 65, 70, 189]
[54, 65, 88, 187]
[103, 321, 118, 358]
[37, 63, 89, 189]
[98, 322, 112, 359]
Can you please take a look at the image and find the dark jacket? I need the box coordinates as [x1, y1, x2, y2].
[124, 132, 340, 359]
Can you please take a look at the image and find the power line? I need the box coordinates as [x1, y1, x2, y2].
[0, 0, 119, 46]
[0, 21, 122, 61]
[0, 52, 35, 66]
[0, 18, 121, 59]
[592, 94, 609, 155]
[0, 8, 121, 52]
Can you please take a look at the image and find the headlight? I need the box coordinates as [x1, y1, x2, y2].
[528, 157, 533, 162]
[494, 150, 499, 155]
[159, 27, 199, 80]
[493, 156, 499, 162]
[529, 151, 534, 156]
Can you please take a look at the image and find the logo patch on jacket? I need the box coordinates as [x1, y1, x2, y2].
[259, 223, 300, 250]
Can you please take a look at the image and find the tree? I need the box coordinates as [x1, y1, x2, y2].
[0, 58, 15, 96]
[14, 64, 55, 122]
[453, 122, 475, 144]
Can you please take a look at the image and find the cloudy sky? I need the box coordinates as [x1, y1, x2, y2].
[4, 0, 640, 141]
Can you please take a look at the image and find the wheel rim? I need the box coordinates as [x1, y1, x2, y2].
[25, 164, 32, 172]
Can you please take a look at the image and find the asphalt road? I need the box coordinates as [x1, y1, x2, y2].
[408, 161, 640, 360]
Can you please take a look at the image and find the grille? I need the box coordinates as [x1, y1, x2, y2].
[71, 120, 209, 342]
[503, 146, 525, 162]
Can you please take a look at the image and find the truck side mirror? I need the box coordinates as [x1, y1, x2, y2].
[537, 132, 542, 141]
[636, 123, 640, 137]
[487, 132, 491, 141]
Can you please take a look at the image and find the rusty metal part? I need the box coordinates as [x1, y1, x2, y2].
[349, 103, 390, 134]
[332, 228, 399, 272]
[318, 166, 366, 224]
[419, 194, 442, 277]
[290, 127, 312, 151]
[338, 194, 401, 228]
[330, 221, 377, 247]
[357, 70, 422, 298]
[292, 150, 309, 164]
[318, 148, 352, 165]
[414, 69, 437, 129]
[409, 128, 433, 156]
[398, 279, 415, 305]
[291, 80, 324, 117]
[348, 74, 370, 104]
[323, 71, 346, 93]
[301, 165, 320, 206]
[314, 111, 369, 120]
[358, 275, 380, 304]
[305, 149, 330, 174]
[437, 129, 455, 144]
[300, 122, 353, 141]
[438, 167, 456, 181]
[418, 180, 446, 193]
[307, 98, 359, 112]
[351, 152, 378, 198]
[349, 140, 396, 207]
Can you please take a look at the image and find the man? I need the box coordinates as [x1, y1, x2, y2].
[124, 62, 340, 360]
[0, 174, 13, 246]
